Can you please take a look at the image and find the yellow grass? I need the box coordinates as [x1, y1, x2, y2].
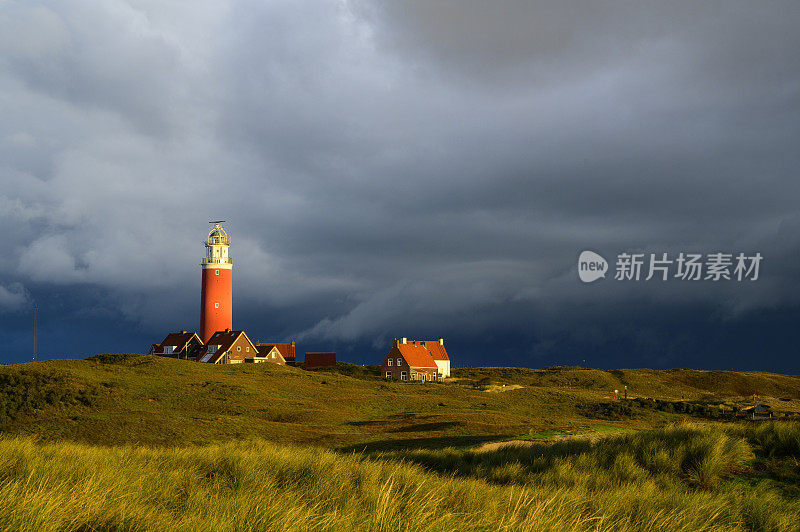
[1, 423, 798, 531]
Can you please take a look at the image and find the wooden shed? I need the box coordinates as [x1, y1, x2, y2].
[305, 352, 336, 369]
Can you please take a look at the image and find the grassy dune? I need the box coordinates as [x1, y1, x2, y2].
[2, 355, 798, 450]
[0, 356, 799, 530]
[1, 423, 798, 531]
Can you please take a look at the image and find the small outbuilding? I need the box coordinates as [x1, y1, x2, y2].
[740, 403, 773, 420]
[305, 352, 336, 369]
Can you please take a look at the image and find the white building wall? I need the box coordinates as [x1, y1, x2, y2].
[434, 359, 450, 378]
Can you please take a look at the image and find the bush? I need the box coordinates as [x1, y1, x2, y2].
[86, 354, 153, 366]
[0, 370, 99, 423]
[745, 421, 800, 457]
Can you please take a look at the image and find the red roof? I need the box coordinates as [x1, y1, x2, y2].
[396, 344, 437, 369]
[411, 340, 449, 361]
[257, 342, 295, 361]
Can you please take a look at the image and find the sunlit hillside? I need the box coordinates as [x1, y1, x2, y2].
[1, 356, 799, 530]
[1, 355, 798, 449]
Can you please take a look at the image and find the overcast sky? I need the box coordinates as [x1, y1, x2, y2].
[1, 1, 799, 371]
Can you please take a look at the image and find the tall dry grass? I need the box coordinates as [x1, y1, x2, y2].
[741, 421, 800, 457]
[386, 422, 800, 531]
[389, 423, 754, 487]
[0, 423, 798, 531]
[0, 437, 600, 531]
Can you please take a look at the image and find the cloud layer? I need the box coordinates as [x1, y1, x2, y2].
[1, 1, 799, 370]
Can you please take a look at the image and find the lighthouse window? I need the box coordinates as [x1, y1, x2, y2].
[215, 270, 219, 275]
[214, 302, 219, 308]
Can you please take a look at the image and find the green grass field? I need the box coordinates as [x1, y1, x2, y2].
[1, 355, 799, 530]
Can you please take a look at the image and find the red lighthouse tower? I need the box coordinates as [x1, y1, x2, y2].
[200, 221, 233, 343]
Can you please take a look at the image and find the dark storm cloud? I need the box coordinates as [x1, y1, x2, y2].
[1, 1, 798, 370]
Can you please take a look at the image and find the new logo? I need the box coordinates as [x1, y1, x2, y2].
[578, 251, 608, 283]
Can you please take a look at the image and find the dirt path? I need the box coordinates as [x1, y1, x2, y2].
[474, 430, 621, 452]
[475, 440, 538, 452]
[484, 384, 523, 393]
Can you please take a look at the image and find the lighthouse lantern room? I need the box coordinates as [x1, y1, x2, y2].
[200, 221, 233, 342]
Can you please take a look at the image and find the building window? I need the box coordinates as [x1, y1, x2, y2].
[386, 371, 392, 379]
[401, 371, 407, 381]
[246, 347, 250, 353]
[387, 359, 392, 366]
[215, 269, 219, 275]
[214, 302, 219, 308]
[237, 346, 241, 352]
[271, 353, 275, 358]
[397, 358, 402, 366]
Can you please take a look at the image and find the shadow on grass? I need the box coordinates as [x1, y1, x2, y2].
[337, 435, 507, 453]
[392, 422, 464, 432]
[362, 424, 763, 492]
[346, 420, 391, 427]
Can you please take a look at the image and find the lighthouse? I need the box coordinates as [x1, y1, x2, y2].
[200, 221, 233, 343]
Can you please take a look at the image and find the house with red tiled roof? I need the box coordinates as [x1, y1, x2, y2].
[196, 329, 258, 364]
[381, 338, 440, 381]
[256, 341, 296, 365]
[149, 331, 203, 359]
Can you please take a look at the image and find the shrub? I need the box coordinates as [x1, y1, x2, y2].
[86, 354, 153, 366]
[745, 421, 800, 457]
[0, 370, 99, 423]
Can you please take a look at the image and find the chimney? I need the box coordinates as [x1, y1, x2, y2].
[401, 337, 407, 344]
[438, 338, 444, 346]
